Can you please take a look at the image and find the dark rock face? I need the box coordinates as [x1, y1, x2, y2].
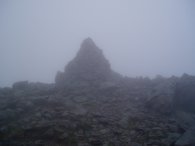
[175, 126, 195, 146]
[173, 74, 195, 113]
[56, 38, 112, 88]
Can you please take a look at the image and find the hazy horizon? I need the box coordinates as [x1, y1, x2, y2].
[0, 0, 195, 87]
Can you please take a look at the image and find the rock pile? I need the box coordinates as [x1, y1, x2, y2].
[55, 38, 113, 88]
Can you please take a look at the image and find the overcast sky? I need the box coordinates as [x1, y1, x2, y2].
[0, 0, 195, 87]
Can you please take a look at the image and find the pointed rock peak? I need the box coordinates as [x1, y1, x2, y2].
[55, 38, 114, 87]
[83, 37, 95, 44]
[76, 37, 103, 60]
[81, 37, 96, 48]
[79, 37, 100, 53]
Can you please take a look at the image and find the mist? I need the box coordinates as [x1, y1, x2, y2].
[0, 0, 195, 87]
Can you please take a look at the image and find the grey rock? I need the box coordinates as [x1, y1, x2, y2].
[55, 38, 116, 88]
[175, 126, 195, 146]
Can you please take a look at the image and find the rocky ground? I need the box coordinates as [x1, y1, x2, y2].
[0, 82, 193, 146]
[0, 38, 195, 146]
[0, 90, 180, 146]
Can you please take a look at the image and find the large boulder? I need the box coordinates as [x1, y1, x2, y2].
[175, 126, 195, 146]
[145, 74, 195, 115]
[145, 76, 177, 114]
[173, 74, 195, 113]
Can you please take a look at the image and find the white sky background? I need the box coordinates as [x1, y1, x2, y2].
[0, 0, 195, 87]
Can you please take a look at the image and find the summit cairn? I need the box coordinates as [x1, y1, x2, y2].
[55, 38, 113, 87]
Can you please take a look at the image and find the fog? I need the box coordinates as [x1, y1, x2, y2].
[0, 0, 195, 87]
